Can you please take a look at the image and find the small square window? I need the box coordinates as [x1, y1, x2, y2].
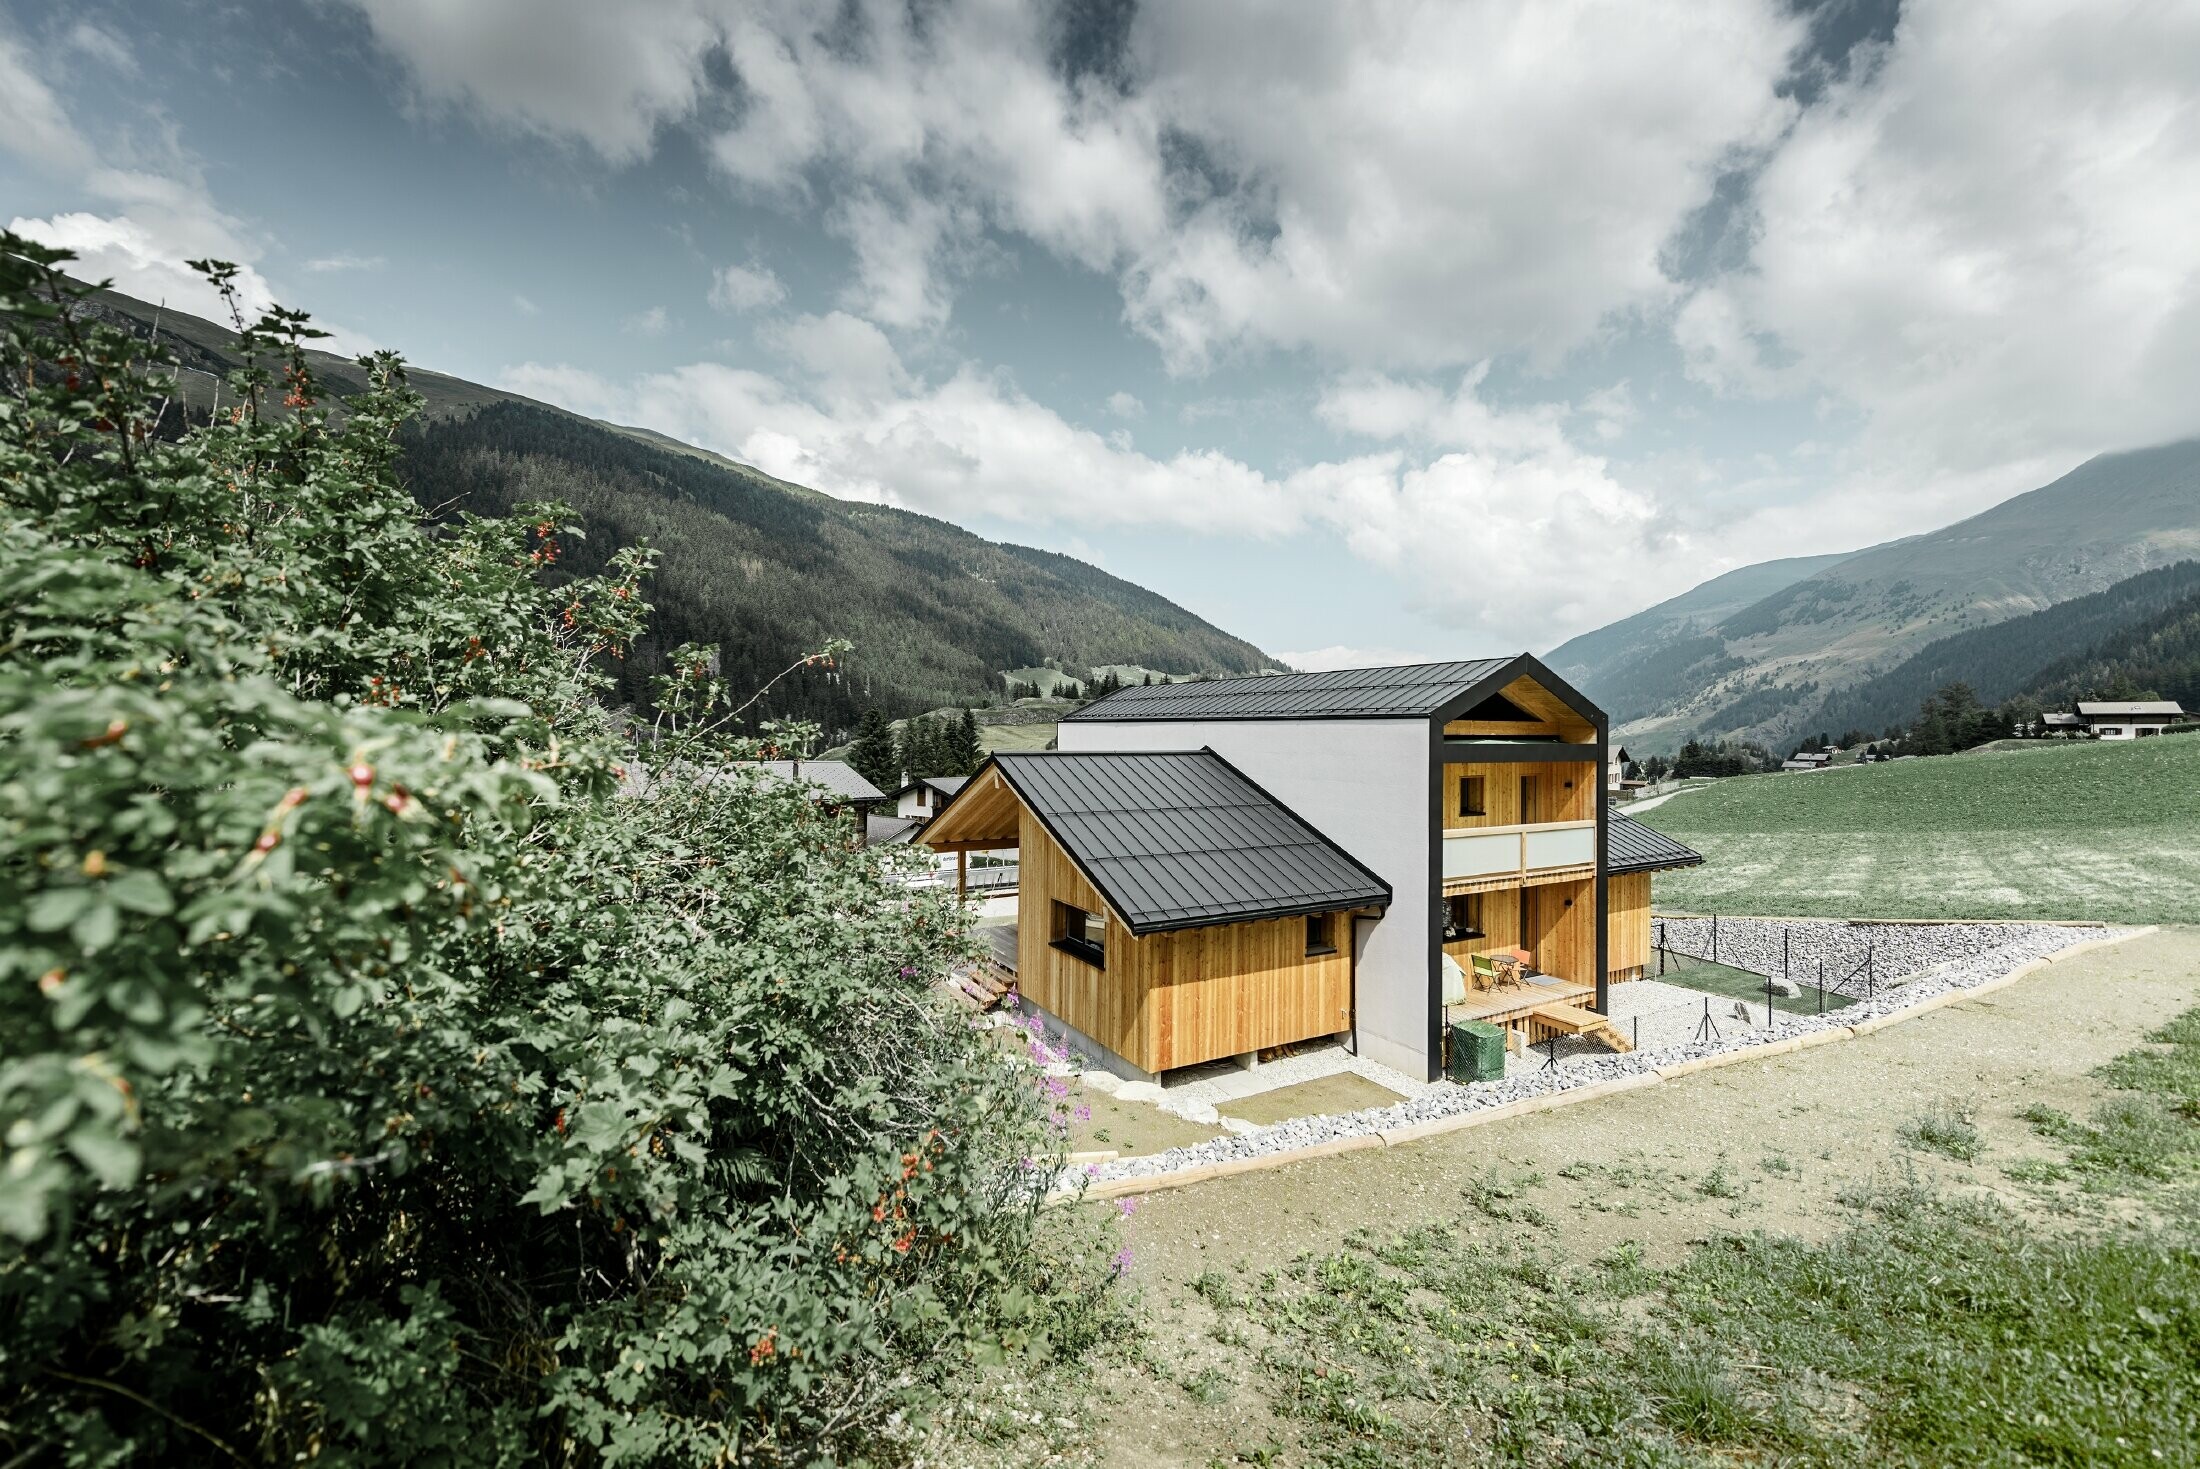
[1459, 775, 1486, 817]
[1050, 900, 1105, 967]
[1305, 913, 1337, 956]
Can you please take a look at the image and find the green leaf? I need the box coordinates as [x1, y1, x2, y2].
[65, 1124, 142, 1189]
[71, 899, 119, 953]
[25, 886, 92, 932]
[107, 869, 173, 915]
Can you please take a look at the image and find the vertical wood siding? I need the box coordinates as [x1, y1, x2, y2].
[1015, 811, 1356, 1074]
[1606, 872, 1652, 976]
[1439, 761, 1597, 829]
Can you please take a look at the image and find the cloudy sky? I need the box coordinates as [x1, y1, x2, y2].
[6, 1, 2198, 668]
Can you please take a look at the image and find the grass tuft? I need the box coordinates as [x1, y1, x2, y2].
[1898, 1098, 1985, 1160]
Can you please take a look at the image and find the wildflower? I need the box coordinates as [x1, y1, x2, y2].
[1116, 1196, 1139, 1218]
[1074, 1105, 1092, 1121]
[1110, 1246, 1134, 1277]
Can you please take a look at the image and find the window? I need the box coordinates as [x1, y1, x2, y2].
[1458, 775, 1486, 817]
[1519, 774, 1541, 824]
[1050, 900, 1106, 967]
[1305, 913, 1337, 956]
[1444, 893, 1485, 942]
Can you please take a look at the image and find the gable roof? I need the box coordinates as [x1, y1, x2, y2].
[1606, 812, 1704, 875]
[618, 758, 885, 804]
[894, 774, 970, 800]
[982, 750, 1391, 933]
[865, 814, 923, 845]
[743, 759, 886, 803]
[2076, 701, 2184, 717]
[1062, 657, 1517, 722]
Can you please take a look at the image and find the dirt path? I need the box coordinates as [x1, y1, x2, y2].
[1083, 925, 2200, 1466]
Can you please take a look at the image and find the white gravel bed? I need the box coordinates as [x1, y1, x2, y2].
[1070, 919, 2129, 1189]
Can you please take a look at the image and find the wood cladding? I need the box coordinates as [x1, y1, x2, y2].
[1441, 761, 1596, 830]
[1443, 675, 1597, 742]
[1607, 872, 1651, 977]
[1014, 809, 1355, 1075]
[1440, 876, 1594, 988]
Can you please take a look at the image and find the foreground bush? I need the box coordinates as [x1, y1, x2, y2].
[0, 237, 1109, 1465]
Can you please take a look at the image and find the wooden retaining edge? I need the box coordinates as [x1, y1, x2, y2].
[1061, 928, 2159, 1205]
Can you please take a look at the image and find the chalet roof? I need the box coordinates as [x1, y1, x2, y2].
[1606, 813, 1704, 875]
[618, 758, 885, 804]
[2042, 712, 2086, 727]
[743, 760, 886, 803]
[893, 774, 970, 800]
[2075, 701, 2184, 718]
[1063, 657, 1519, 722]
[865, 814, 923, 845]
[985, 751, 1391, 933]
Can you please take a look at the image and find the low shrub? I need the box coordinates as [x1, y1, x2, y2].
[0, 238, 1109, 1465]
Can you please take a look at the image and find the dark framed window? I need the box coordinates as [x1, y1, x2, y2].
[1458, 775, 1486, 817]
[1050, 900, 1106, 967]
[1444, 893, 1485, 942]
[1305, 912, 1337, 956]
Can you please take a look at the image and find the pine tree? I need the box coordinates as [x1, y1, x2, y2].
[947, 707, 982, 774]
[847, 707, 897, 791]
[893, 715, 929, 783]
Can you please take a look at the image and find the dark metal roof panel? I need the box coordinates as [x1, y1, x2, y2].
[1062, 657, 1517, 722]
[991, 750, 1392, 931]
[1607, 812, 1705, 874]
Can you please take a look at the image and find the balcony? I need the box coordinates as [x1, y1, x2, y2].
[1441, 819, 1596, 886]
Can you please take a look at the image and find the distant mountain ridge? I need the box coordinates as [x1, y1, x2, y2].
[1552, 439, 2200, 751]
[1801, 560, 2200, 738]
[76, 283, 1275, 740]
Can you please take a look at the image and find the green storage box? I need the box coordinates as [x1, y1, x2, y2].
[1448, 1020, 1507, 1083]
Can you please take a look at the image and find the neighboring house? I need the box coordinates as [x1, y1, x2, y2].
[892, 775, 969, 822]
[865, 813, 923, 846]
[1606, 745, 1637, 793]
[2074, 700, 2185, 739]
[923, 656, 1704, 1082]
[1780, 751, 1835, 771]
[2040, 712, 2087, 737]
[622, 758, 887, 842]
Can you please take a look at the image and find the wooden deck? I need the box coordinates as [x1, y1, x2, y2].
[1444, 977, 1596, 1028]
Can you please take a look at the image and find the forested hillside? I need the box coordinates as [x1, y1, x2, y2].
[75, 283, 1276, 745]
[1561, 438, 2200, 751]
[1803, 561, 2200, 736]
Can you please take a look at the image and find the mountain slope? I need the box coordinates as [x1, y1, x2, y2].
[75, 284, 1274, 739]
[1544, 550, 1857, 723]
[1567, 439, 2200, 750]
[1799, 560, 2200, 738]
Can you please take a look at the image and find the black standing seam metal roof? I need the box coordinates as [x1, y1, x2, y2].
[1062, 657, 1518, 721]
[1606, 812, 1705, 874]
[985, 750, 1392, 934]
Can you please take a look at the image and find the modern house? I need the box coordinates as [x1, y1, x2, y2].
[922, 656, 1702, 1082]
[2073, 700, 2185, 739]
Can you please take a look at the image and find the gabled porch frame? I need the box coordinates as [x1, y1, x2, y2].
[1423, 654, 1609, 1079]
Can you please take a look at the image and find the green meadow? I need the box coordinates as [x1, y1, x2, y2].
[1642, 736, 2200, 924]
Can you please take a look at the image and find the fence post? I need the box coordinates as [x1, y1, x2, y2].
[1711, 914, 1718, 965]
[1633, 1015, 1640, 1051]
[1818, 959, 1825, 1015]
[1784, 929, 1790, 983]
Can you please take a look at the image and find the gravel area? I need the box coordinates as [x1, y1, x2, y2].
[1069, 918, 2131, 1189]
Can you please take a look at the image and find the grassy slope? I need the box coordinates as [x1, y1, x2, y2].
[1642, 736, 2200, 923]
